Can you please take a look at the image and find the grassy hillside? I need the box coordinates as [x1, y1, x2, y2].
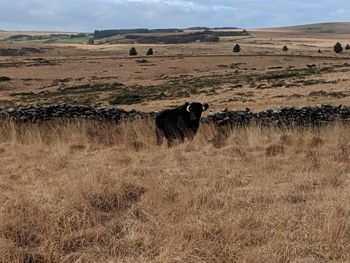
[267, 22, 350, 34]
[25, 35, 92, 44]
[1, 119, 349, 262]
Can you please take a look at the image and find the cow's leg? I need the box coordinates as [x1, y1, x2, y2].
[166, 135, 182, 147]
[185, 129, 196, 141]
[156, 128, 163, 146]
[169, 135, 184, 147]
[187, 132, 195, 141]
[178, 135, 185, 144]
[167, 138, 175, 147]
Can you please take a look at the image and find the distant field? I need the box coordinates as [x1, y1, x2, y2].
[23, 35, 91, 44]
[267, 22, 350, 34]
[0, 31, 80, 40]
[1, 30, 350, 112]
[1, 24, 350, 123]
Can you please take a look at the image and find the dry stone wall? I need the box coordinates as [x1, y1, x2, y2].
[206, 104, 348, 126]
[0, 104, 153, 122]
[1, 104, 350, 127]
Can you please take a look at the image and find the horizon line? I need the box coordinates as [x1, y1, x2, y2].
[1, 21, 350, 33]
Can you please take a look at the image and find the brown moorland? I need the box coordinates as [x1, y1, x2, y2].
[1, 24, 350, 112]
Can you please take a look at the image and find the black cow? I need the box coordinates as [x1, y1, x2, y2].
[156, 102, 209, 146]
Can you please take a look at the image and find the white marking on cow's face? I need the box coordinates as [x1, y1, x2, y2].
[186, 105, 191, 112]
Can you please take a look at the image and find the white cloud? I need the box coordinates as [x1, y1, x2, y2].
[0, 0, 349, 31]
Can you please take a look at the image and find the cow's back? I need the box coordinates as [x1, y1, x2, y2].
[156, 108, 183, 130]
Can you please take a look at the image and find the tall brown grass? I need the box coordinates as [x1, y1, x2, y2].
[1, 119, 350, 262]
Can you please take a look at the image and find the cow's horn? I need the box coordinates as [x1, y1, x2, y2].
[186, 105, 191, 112]
[202, 105, 206, 111]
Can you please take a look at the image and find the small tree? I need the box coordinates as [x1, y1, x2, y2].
[146, 48, 154, 56]
[282, 45, 288, 52]
[233, 44, 241, 53]
[88, 38, 94, 45]
[318, 49, 322, 53]
[241, 29, 248, 35]
[345, 44, 350, 50]
[334, 42, 343, 54]
[129, 47, 137, 56]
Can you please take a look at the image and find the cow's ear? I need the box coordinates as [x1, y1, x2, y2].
[202, 103, 209, 111]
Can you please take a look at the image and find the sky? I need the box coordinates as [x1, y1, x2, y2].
[0, 0, 349, 32]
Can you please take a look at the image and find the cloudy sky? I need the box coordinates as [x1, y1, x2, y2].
[0, 0, 349, 32]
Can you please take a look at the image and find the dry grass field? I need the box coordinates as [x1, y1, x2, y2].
[1, 120, 350, 262]
[1, 24, 350, 262]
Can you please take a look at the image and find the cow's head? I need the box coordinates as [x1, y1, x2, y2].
[185, 102, 209, 122]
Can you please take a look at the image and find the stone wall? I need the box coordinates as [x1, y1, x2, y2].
[1, 104, 350, 127]
[206, 104, 348, 127]
[0, 104, 154, 123]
